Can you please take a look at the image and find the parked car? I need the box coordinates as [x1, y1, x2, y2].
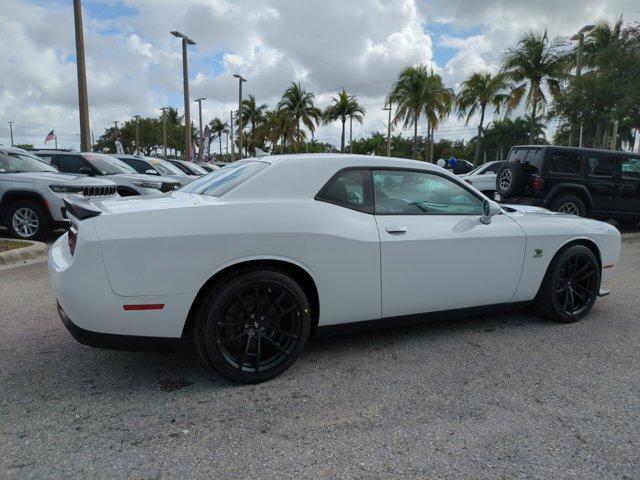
[460, 161, 505, 196]
[165, 159, 209, 176]
[443, 158, 474, 175]
[0, 146, 116, 240]
[115, 155, 195, 186]
[196, 162, 220, 173]
[51, 154, 620, 383]
[33, 150, 182, 196]
[495, 145, 640, 226]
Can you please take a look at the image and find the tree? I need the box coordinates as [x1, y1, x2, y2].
[323, 90, 366, 153]
[277, 82, 322, 152]
[240, 95, 268, 156]
[502, 30, 569, 143]
[456, 72, 511, 163]
[209, 117, 229, 156]
[422, 71, 454, 162]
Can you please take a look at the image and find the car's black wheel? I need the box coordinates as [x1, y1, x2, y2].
[550, 194, 586, 217]
[495, 163, 526, 198]
[533, 245, 600, 323]
[194, 268, 312, 383]
[6, 200, 51, 241]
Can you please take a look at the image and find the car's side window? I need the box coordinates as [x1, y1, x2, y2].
[56, 155, 88, 174]
[587, 153, 616, 177]
[316, 169, 372, 213]
[547, 151, 583, 175]
[621, 156, 640, 179]
[373, 170, 482, 215]
[126, 158, 149, 174]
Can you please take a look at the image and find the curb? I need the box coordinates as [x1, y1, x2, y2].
[0, 239, 48, 267]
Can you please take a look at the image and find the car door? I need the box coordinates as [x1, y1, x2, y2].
[584, 151, 617, 212]
[373, 168, 527, 318]
[617, 154, 640, 214]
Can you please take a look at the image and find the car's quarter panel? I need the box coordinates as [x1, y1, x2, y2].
[92, 193, 382, 326]
[376, 214, 527, 317]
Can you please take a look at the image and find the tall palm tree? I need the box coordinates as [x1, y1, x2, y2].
[209, 117, 229, 156]
[387, 65, 429, 159]
[582, 17, 623, 69]
[323, 90, 366, 153]
[277, 82, 322, 152]
[240, 95, 268, 156]
[423, 72, 454, 162]
[501, 30, 569, 143]
[456, 72, 511, 163]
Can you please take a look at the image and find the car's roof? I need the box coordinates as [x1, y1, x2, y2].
[513, 145, 637, 155]
[258, 153, 443, 170]
[0, 145, 34, 155]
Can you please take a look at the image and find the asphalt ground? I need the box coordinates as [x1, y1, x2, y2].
[1, 235, 639, 479]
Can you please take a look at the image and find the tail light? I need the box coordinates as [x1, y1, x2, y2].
[68, 227, 77, 255]
[530, 177, 545, 190]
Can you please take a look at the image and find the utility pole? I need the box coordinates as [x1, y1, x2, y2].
[8, 121, 14, 146]
[349, 115, 353, 152]
[230, 110, 235, 159]
[171, 31, 196, 160]
[570, 25, 595, 147]
[194, 97, 206, 161]
[383, 106, 392, 157]
[159, 107, 169, 158]
[233, 74, 246, 159]
[73, 0, 91, 152]
[133, 115, 140, 155]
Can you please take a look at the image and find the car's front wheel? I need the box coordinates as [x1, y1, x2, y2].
[533, 245, 600, 322]
[194, 268, 312, 383]
[6, 200, 51, 241]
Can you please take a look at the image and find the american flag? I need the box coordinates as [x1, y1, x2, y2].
[44, 129, 55, 144]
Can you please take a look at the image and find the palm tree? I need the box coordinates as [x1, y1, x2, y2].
[423, 72, 454, 162]
[277, 82, 322, 152]
[209, 117, 229, 156]
[240, 95, 268, 156]
[582, 17, 623, 69]
[456, 72, 511, 163]
[323, 90, 366, 153]
[501, 30, 569, 143]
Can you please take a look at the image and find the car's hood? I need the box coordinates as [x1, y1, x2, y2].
[92, 191, 217, 215]
[502, 204, 556, 216]
[107, 173, 169, 183]
[1, 172, 115, 185]
[161, 174, 194, 185]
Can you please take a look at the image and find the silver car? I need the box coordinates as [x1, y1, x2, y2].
[0, 146, 117, 240]
[115, 155, 195, 186]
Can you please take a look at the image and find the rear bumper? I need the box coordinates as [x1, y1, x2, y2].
[56, 301, 178, 352]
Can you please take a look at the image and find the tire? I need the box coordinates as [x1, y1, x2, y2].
[194, 268, 312, 383]
[550, 194, 586, 217]
[6, 200, 51, 241]
[495, 163, 526, 198]
[533, 245, 600, 323]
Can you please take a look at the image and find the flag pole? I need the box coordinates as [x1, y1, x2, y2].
[54, 130, 57, 149]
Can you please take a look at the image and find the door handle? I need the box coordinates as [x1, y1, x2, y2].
[385, 226, 407, 234]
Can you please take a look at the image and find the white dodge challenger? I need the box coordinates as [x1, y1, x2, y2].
[49, 154, 621, 383]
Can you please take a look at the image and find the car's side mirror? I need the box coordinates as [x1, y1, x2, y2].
[480, 199, 502, 224]
[145, 169, 159, 176]
[79, 167, 93, 176]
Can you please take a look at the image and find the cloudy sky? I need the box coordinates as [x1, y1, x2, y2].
[1, 0, 638, 151]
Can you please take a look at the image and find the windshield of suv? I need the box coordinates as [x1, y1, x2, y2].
[146, 158, 184, 175]
[0, 151, 58, 173]
[179, 160, 268, 197]
[82, 153, 137, 175]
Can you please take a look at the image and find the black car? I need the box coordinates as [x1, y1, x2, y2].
[495, 145, 640, 226]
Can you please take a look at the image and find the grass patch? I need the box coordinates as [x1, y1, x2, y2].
[0, 240, 28, 253]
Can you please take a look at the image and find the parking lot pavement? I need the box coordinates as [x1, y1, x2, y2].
[1, 239, 639, 479]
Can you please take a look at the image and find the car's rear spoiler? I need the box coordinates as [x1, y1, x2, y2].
[63, 195, 102, 220]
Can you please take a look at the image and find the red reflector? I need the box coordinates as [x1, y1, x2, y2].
[531, 177, 545, 190]
[123, 304, 165, 311]
[603, 264, 614, 269]
[68, 227, 77, 255]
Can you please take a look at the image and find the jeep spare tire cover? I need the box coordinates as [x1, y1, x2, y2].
[496, 162, 526, 198]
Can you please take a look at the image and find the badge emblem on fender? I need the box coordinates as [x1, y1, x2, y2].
[533, 248, 544, 257]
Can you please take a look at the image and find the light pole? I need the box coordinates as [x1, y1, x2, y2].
[8, 121, 14, 146]
[194, 97, 206, 161]
[383, 106, 392, 157]
[570, 24, 595, 147]
[233, 74, 246, 159]
[171, 31, 196, 160]
[159, 107, 169, 158]
[133, 115, 140, 155]
[73, 0, 91, 152]
[230, 110, 235, 159]
[349, 115, 353, 152]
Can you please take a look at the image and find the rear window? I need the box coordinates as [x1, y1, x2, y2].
[179, 160, 268, 197]
[507, 148, 544, 174]
[547, 150, 583, 175]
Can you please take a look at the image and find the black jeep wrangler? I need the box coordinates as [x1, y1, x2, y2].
[495, 145, 640, 226]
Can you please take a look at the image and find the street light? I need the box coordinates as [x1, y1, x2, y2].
[383, 105, 392, 157]
[194, 97, 206, 161]
[233, 74, 247, 159]
[171, 30, 196, 160]
[133, 115, 140, 155]
[570, 24, 595, 147]
[8, 121, 14, 147]
[159, 107, 170, 158]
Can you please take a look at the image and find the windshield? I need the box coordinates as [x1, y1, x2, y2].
[180, 161, 268, 197]
[83, 153, 137, 175]
[146, 158, 184, 175]
[0, 151, 58, 173]
[183, 162, 208, 175]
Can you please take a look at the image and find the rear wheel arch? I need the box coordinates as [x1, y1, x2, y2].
[182, 259, 320, 337]
[547, 184, 594, 210]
